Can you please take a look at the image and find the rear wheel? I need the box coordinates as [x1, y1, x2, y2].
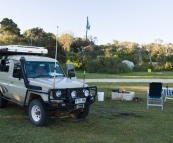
[0, 92, 8, 108]
[28, 99, 51, 126]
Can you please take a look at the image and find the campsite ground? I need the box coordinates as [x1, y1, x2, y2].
[1, 72, 173, 143]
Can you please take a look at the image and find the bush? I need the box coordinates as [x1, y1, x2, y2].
[66, 60, 81, 69]
[133, 63, 153, 72]
[118, 63, 133, 73]
[86, 57, 132, 74]
[86, 59, 101, 73]
[151, 62, 173, 71]
[164, 62, 173, 71]
[153, 65, 164, 72]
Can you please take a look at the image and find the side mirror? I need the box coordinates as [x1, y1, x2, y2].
[13, 69, 22, 80]
[67, 63, 76, 79]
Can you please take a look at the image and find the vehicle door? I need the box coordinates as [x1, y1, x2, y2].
[8, 60, 27, 103]
[0, 59, 11, 97]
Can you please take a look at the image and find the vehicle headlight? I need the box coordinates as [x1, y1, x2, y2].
[71, 91, 77, 98]
[56, 90, 61, 98]
[84, 90, 90, 97]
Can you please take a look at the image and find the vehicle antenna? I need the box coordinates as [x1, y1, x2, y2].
[53, 26, 58, 88]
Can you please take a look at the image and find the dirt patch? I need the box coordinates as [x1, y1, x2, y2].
[93, 106, 117, 114]
[114, 113, 142, 118]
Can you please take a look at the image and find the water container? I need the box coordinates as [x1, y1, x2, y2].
[98, 92, 104, 101]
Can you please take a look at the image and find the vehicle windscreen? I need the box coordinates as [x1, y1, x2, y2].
[25, 61, 65, 78]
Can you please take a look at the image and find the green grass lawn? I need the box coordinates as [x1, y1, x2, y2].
[1, 82, 173, 143]
[75, 71, 173, 79]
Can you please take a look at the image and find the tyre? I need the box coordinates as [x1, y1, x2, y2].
[71, 106, 89, 119]
[28, 99, 51, 126]
[0, 92, 8, 108]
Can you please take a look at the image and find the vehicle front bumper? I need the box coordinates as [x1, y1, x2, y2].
[45, 86, 97, 110]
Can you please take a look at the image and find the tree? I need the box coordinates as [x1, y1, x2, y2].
[0, 18, 20, 36]
[58, 33, 74, 52]
[136, 45, 143, 65]
[142, 43, 155, 65]
[87, 35, 97, 45]
[115, 41, 140, 64]
[23, 27, 46, 46]
[70, 37, 86, 53]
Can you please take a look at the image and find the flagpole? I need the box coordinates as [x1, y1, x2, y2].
[83, 22, 88, 86]
[86, 21, 88, 42]
[83, 17, 89, 87]
[82, 16, 90, 87]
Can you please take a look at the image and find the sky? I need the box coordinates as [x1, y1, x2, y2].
[0, 0, 173, 45]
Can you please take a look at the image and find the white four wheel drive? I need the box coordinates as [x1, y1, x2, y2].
[0, 45, 97, 126]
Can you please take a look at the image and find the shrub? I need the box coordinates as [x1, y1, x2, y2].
[133, 63, 153, 72]
[86, 59, 101, 73]
[164, 62, 173, 71]
[118, 63, 133, 73]
[86, 57, 132, 74]
[66, 59, 81, 69]
[153, 65, 164, 72]
[152, 62, 173, 71]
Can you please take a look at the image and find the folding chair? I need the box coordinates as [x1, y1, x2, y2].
[147, 82, 163, 110]
[163, 88, 173, 102]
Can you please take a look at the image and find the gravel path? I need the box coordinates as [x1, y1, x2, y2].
[76, 79, 173, 83]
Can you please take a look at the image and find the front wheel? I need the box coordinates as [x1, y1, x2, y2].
[28, 99, 51, 126]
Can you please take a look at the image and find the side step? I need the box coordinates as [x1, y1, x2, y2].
[2, 96, 25, 106]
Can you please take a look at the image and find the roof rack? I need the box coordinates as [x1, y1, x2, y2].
[0, 45, 48, 55]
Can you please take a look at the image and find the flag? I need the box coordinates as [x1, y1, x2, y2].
[86, 16, 90, 30]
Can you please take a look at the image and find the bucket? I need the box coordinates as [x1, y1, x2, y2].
[98, 92, 104, 101]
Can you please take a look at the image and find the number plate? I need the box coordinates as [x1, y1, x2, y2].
[75, 98, 86, 104]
